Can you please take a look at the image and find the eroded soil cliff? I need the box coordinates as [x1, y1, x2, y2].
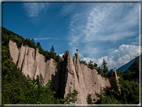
[9, 40, 111, 104]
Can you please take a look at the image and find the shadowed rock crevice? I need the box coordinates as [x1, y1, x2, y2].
[20, 57, 24, 71]
[48, 53, 68, 99]
[60, 51, 68, 98]
[53, 62, 63, 98]
[16, 51, 20, 66]
[25, 46, 28, 55]
[20, 51, 26, 71]
[73, 57, 79, 82]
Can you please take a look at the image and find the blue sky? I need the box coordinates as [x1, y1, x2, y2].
[2, 2, 140, 69]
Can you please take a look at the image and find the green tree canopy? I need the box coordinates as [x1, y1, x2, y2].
[74, 53, 77, 57]
[101, 59, 108, 73]
[94, 63, 97, 67]
[134, 57, 139, 79]
[36, 42, 41, 48]
[124, 70, 132, 81]
[88, 60, 94, 69]
[117, 70, 123, 77]
[50, 45, 55, 53]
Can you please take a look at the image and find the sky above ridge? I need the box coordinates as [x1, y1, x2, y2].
[2, 2, 140, 69]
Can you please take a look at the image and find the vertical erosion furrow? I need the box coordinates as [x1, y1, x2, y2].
[21, 48, 26, 71]
[34, 57, 37, 78]
[16, 50, 20, 66]
[60, 53, 68, 98]
[27, 47, 29, 55]
[27, 47, 29, 74]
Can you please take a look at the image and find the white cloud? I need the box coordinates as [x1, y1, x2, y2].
[128, 36, 139, 45]
[33, 38, 57, 40]
[68, 3, 139, 42]
[23, 3, 46, 17]
[23, 3, 49, 23]
[59, 53, 64, 57]
[67, 3, 139, 66]
[61, 3, 75, 17]
[83, 3, 138, 42]
[81, 44, 140, 69]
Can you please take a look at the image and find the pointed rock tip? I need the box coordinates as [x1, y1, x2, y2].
[65, 51, 72, 57]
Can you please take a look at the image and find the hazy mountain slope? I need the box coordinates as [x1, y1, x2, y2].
[117, 55, 140, 73]
[117, 58, 135, 72]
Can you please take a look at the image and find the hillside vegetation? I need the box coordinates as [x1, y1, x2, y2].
[2, 27, 140, 104]
[2, 27, 77, 104]
[2, 27, 63, 63]
[86, 49, 140, 104]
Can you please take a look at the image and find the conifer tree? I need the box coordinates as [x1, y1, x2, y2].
[101, 59, 108, 73]
[50, 45, 54, 52]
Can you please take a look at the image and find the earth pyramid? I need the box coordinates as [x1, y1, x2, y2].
[9, 40, 111, 104]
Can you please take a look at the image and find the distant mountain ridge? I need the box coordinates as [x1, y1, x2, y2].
[117, 55, 140, 73]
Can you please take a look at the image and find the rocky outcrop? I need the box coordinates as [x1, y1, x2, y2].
[9, 40, 111, 104]
[9, 40, 55, 84]
[61, 51, 84, 103]
[9, 40, 19, 64]
[73, 50, 87, 103]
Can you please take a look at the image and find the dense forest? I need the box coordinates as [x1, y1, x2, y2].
[2, 27, 140, 105]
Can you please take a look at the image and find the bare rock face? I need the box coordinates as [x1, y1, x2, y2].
[9, 40, 19, 64]
[61, 51, 84, 104]
[17, 45, 26, 70]
[9, 40, 111, 104]
[81, 64, 111, 101]
[73, 52, 87, 104]
[9, 40, 54, 85]
[35, 48, 47, 81]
